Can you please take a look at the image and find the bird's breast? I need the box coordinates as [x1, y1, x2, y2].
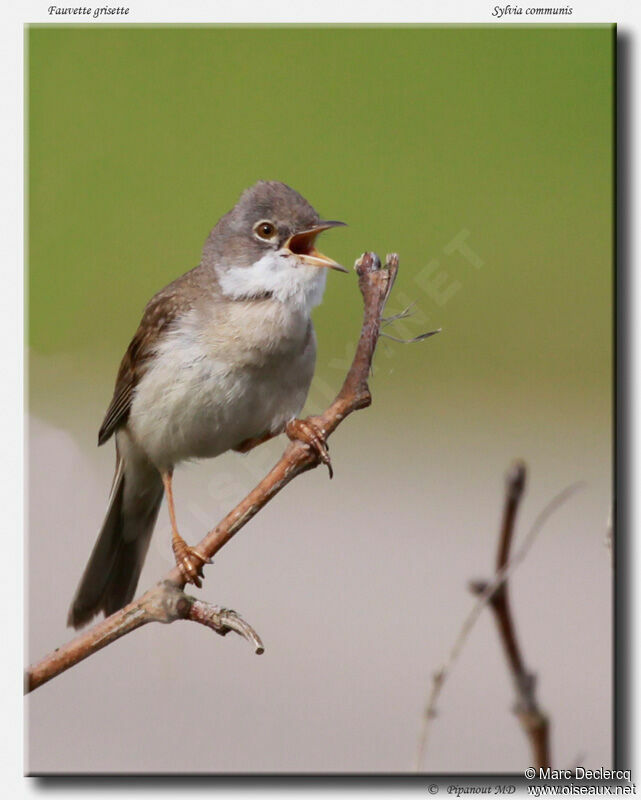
[202, 295, 312, 367]
[127, 302, 316, 469]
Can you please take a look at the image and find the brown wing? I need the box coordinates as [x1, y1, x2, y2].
[97, 327, 150, 446]
[97, 274, 199, 446]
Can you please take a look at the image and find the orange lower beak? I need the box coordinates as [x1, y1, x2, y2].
[284, 221, 348, 272]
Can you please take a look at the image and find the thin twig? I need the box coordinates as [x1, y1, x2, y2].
[382, 302, 416, 325]
[415, 469, 583, 771]
[26, 251, 401, 693]
[380, 329, 441, 344]
[470, 461, 550, 769]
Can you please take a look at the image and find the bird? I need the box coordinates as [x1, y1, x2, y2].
[68, 181, 346, 629]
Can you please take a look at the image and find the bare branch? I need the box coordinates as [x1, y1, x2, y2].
[26, 251, 401, 693]
[380, 300, 441, 343]
[415, 466, 583, 771]
[470, 461, 550, 769]
[382, 302, 416, 325]
[380, 329, 441, 344]
[187, 600, 265, 654]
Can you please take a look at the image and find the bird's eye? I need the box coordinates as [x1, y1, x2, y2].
[254, 221, 276, 240]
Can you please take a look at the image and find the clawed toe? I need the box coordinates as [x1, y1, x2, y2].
[173, 540, 211, 588]
[286, 418, 333, 479]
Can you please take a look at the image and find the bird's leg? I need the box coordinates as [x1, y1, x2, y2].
[233, 431, 276, 453]
[285, 418, 333, 479]
[161, 470, 211, 588]
[235, 422, 332, 478]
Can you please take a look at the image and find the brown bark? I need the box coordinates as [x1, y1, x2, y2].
[471, 461, 551, 769]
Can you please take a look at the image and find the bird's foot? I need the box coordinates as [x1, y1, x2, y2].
[172, 536, 212, 588]
[286, 417, 333, 479]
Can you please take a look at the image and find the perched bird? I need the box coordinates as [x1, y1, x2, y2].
[68, 181, 346, 629]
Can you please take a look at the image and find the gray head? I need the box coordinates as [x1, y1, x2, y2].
[203, 181, 346, 272]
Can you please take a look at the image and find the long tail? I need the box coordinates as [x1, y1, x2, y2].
[68, 455, 164, 629]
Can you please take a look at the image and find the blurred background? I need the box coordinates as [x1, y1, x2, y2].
[26, 26, 613, 773]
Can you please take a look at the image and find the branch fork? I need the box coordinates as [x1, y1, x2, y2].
[468, 461, 550, 769]
[415, 461, 583, 771]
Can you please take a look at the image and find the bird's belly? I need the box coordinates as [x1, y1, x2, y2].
[128, 342, 309, 470]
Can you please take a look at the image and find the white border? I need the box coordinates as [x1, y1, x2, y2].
[3, 1, 631, 24]
[4, 2, 637, 797]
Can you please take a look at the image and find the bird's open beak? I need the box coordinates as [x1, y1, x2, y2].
[284, 220, 348, 272]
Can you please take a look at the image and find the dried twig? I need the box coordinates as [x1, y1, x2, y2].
[26, 251, 400, 694]
[380, 329, 441, 344]
[187, 600, 264, 654]
[382, 302, 416, 326]
[469, 461, 550, 769]
[415, 465, 583, 771]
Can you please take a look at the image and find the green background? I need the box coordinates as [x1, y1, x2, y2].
[28, 25, 613, 423]
[26, 26, 614, 774]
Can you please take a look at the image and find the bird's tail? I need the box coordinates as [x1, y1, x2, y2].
[67, 454, 164, 630]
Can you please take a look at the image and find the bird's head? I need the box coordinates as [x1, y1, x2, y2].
[203, 181, 346, 311]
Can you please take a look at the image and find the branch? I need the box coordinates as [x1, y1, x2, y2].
[415, 464, 583, 771]
[469, 461, 550, 769]
[26, 251, 399, 693]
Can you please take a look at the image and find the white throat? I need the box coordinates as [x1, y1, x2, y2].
[217, 251, 327, 316]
